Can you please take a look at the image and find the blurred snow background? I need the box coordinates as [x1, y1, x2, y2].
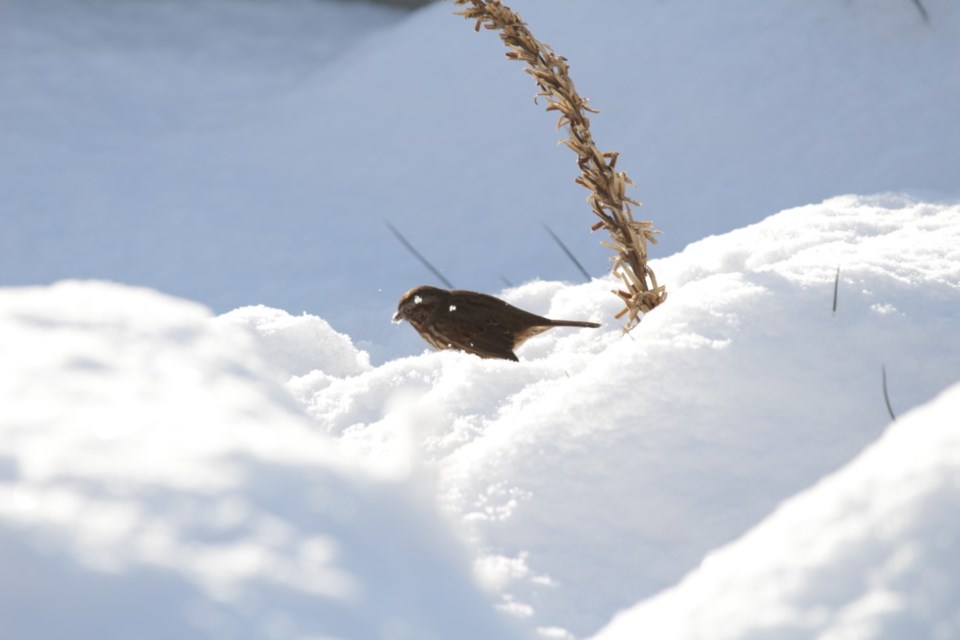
[2, 1, 959, 639]
[2, 0, 957, 361]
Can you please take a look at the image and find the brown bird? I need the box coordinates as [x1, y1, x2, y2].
[393, 285, 601, 361]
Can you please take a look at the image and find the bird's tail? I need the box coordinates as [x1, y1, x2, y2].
[547, 319, 601, 329]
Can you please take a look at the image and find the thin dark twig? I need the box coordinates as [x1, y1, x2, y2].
[910, 0, 931, 23]
[385, 221, 455, 289]
[499, 275, 514, 288]
[882, 364, 897, 422]
[543, 223, 591, 282]
[832, 266, 840, 314]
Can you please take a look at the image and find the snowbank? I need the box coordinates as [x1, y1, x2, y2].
[214, 305, 372, 379]
[286, 194, 960, 637]
[4, 1, 959, 637]
[0, 281, 520, 640]
[1, 194, 958, 639]
[592, 382, 960, 640]
[3, 0, 958, 360]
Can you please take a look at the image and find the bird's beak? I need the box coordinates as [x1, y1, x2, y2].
[392, 311, 403, 323]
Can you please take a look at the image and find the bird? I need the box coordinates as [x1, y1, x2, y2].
[393, 285, 600, 361]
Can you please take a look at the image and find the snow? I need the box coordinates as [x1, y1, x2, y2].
[2, 0, 958, 361]
[4, 195, 958, 639]
[214, 305, 372, 378]
[0, 281, 521, 640]
[288, 194, 959, 637]
[592, 383, 960, 640]
[2, 0, 960, 639]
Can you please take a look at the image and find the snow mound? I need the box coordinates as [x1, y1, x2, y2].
[0, 281, 519, 640]
[1, 194, 957, 640]
[215, 305, 371, 379]
[592, 381, 960, 640]
[292, 194, 960, 637]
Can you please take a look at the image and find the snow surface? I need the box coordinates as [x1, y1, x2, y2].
[3, 0, 958, 360]
[3, 194, 959, 639]
[0, 281, 521, 640]
[592, 383, 960, 640]
[3, 1, 960, 638]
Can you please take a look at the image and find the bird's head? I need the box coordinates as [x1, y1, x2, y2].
[393, 285, 447, 324]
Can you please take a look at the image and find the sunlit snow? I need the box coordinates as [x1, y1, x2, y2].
[2, 1, 959, 639]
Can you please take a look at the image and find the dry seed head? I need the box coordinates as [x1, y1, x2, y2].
[453, 0, 666, 328]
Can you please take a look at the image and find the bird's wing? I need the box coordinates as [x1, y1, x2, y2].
[433, 299, 519, 361]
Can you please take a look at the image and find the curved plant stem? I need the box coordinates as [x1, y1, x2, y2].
[453, 0, 667, 329]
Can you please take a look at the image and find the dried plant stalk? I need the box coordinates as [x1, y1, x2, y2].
[453, 0, 667, 329]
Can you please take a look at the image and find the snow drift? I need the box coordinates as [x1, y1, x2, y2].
[592, 381, 960, 640]
[3, 194, 956, 639]
[0, 282, 520, 640]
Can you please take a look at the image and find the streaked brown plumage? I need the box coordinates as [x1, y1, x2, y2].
[393, 285, 600, 361]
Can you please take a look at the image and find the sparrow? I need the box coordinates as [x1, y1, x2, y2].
[394, 285, 600, 361]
